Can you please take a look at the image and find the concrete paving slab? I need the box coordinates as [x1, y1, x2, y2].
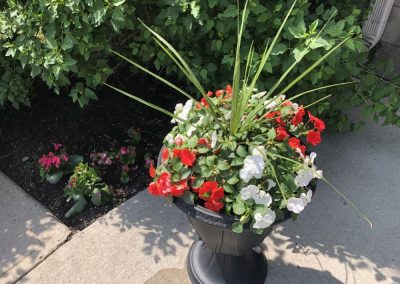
[21, 119, 400, 284]
[20, 191, 196, 284]
[0, 172, 70, 284]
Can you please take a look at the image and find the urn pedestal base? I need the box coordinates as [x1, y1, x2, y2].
[187, 240, 268, 284]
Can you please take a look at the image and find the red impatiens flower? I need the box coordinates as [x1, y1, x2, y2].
[173, 148, 196, 167]
[198, 138, 209, 146]
[148, 172, 189, 197]
[197, 181, 225, 212]
[275, 126, 289, 141]
[224, 85, 233, 98]
[149, 161, 156, 178]
[200, 97, 209, 108]
[161, 148, 170, 163]
[148, 182, 161, 196]
[275, 116, 286, 127]
[207, 91, 213, 97]
[149, 172, 172, 196]
[264, 111, 279, 119]
[291, 106, 305, 126]
[299, 145, 306, 156]
[308, 111, 325, 132]
[307, 130, 321, 146]
[170, 180, 189, 197]
[215, 89, 224, 97]
[282, 101, 293, 107]
[288, 137, 301, 149]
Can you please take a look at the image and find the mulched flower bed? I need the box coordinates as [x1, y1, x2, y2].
[0, 75, 180, 231]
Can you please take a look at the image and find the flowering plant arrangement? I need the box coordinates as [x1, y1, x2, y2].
[38, 143, 83, 184]
[106, 0, 370, 233]
[64, 162, 112, 218]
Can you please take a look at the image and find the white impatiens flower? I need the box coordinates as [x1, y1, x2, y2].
[287, 197, 306, 214]
[253, 190, 272, 206]
[251, 91, 267, 100]
[301, 190, 313, 204]
[264, 95, 286, 110]
[164, 133, 174, 144]
[171, 100, 193, 124]
[240, 185, 272, 206]
[196, 115, 205, 126]
[239, 155, 265, 183]
[287, 190, 313, 214]
[294, 168, 315, 187]
[240, 185, 259, 201]
[252, 146, 266, 159]
[253, 209, 276, 229]
[294, 152, 323, 187]
[266, 179, 276, 191]
[187, 126, 196, 136]
[211, 131, 218, 148]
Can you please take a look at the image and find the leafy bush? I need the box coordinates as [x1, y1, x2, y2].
[64, 162, 112, 218]
[1, 0, 399, 130]
[0, 0, 134, 108]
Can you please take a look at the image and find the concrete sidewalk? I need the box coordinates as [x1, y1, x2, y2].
[19, 118, 400, 284]
[0, 172, 70, 284]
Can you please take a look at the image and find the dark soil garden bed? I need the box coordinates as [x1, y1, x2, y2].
[0, 74, 181, 231]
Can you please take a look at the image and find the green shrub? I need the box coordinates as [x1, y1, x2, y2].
[0, 0, 134, 108]
[1, 0, 399, 130]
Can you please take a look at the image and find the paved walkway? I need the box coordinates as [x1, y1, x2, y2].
[0, 173, 70, 284]
[16, 118, 400, 284]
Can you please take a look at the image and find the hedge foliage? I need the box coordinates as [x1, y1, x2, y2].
[1, 0, 399, 130]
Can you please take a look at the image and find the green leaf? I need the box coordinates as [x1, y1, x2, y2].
[45, 38, 58, 49]
[46, 171, 63, 184]
[232, 222, 243, 233]
[91, 188, 102, 206]
[233, 201, 246, 215]
[181, 191, 195, 204]
[227, 175, 240, 185]
[217, 160, 230, 170]
[61, 34, 74, 50]
[288, 20, 306, 38]
[223, 5, 237, 18]
[271, 43, 287, 55]
[223, 184, 234, 193]
[267, 128, 276, 140]
[236, 145, 247, 158]
[65, 195, 87, 218]
[325, 20, 345, 37]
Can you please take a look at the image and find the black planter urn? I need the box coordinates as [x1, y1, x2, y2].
[157, 148, 316, 283]
[174, 198, 272, 284]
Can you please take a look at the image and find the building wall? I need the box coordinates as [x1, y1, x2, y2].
[381, 0, 400, 46]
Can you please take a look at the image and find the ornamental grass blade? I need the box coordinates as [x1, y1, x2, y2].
[241, 36, 351, 132]
[109, 50, 195, 102]
[104, 83, 188, 125]
[230, 0, 250, 134]
[266, 152, 373, 228]
[276, 36, 350, 98]
[138, 19, 222, 122]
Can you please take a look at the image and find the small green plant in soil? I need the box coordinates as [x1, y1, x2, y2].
[64, 162, 112, 218]
[38, 143, 83, 184]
